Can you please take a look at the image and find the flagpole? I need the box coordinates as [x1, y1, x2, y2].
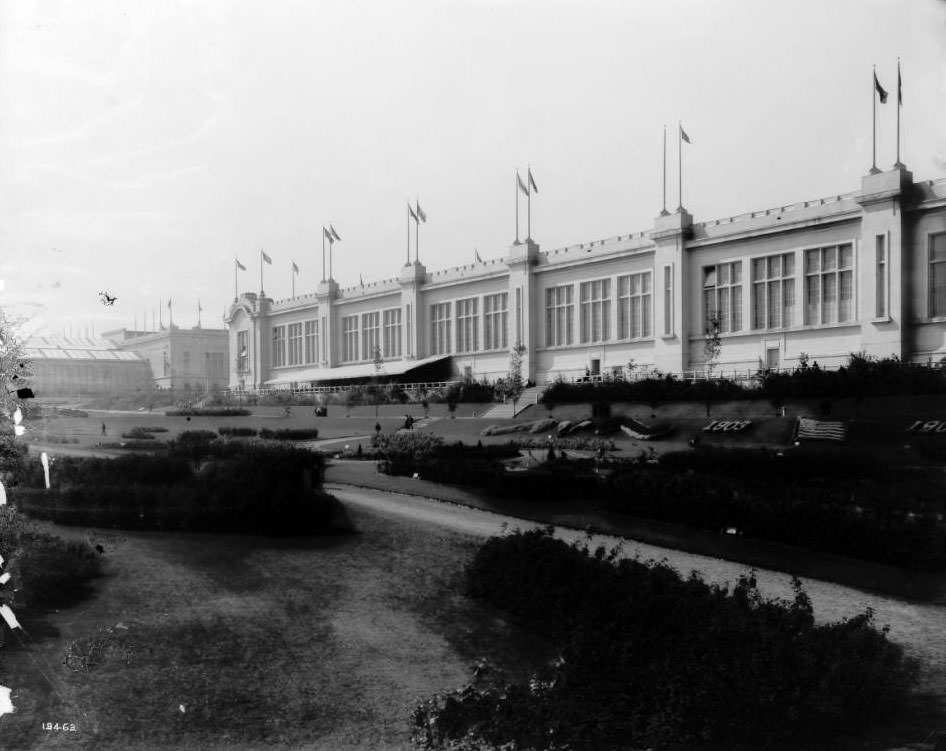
[260, 248, 264, 294]
[406, 203, 411, 265]
[415, 197, 419, 263]
[515, 172, 520, 244]
[329, 239, 333, 280]
[292, 265, 295, 298]
[677, 121, 683, 211]
[527, 166, 532, 241]
[234, 258, 238, 300]
[896, 58, 902, 167]
[322, 233, 326, 281]
[198, 300, 202, 327]
[661, 125, 668, 215]
[872, 65, 878, 173]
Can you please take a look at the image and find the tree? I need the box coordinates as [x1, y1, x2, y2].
[371, 345, 384, 418]
[704, 313, 722, 377]
[498, 344, 526, 417]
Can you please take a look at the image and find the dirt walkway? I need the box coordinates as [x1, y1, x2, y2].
[325, 459, 946, 603]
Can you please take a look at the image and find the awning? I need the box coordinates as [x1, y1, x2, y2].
[263, 354, 452, 386]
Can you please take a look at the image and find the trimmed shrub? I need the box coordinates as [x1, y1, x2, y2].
[166, 408, 251, 417]
[258, 428, 320, 441]
[413, 529, 918, 749]
[15, 445, 336, 535]
[217, 426, 259, 437]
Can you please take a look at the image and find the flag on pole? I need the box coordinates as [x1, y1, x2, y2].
[475, 248, 483, 263]
[167, 298, 172, 309]
[323, 226, 333, 242]
[415, 202, 426, 223]
[292, 261, 299, 274]
[261, 250, 272, 264]
[528, 167, 538, 194]
[330, 225, 341, 241]
[198, 299, 202, 311]
[897, 61, 902, 105]
[408, 203, 418, 222]
[874, 71, 888, 103]
[360, 274, 365, 287]
[517, 171, 529, 196]
[680, 124, 692, 144]
[235, 258, 246, 271]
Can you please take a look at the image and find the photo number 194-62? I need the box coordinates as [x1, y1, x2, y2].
[42, 721, 77, 732]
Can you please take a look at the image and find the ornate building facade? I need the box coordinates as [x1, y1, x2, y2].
[226, 165, 946, 391]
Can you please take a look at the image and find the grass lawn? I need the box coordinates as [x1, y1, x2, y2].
[2, 507, 548, 750]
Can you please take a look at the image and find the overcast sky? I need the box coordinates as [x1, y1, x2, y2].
[1, 0, 944, 338]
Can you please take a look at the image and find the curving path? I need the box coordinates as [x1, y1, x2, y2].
[327, 481, 946, 699]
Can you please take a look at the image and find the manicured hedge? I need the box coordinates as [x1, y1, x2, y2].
[541, 354, 946, 405]
[258, 428, 320, 441]
[218, 426, 259, 437]
[16, 446, 337, 535]
[412, 529, 918, 749]
[378, 440, 946, 571]
[166, 407, 251, 417]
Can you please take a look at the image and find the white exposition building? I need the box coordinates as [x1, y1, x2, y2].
[226, 164, 946, 391]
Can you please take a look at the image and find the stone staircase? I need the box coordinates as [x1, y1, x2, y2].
[478, 386, 541, 419]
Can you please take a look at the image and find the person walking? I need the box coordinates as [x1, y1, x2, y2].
[101, 422, 107, 436]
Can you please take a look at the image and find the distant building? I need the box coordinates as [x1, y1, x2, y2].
[226, 165, 946, 390]
[23, 335, 152, 397]
[102, 325, 229, 392]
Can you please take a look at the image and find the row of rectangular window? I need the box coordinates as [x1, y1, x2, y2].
[431, 293, 509, 356]
[547, 272, 655, 347]
[704, 244, 855, 333]
[271, 319, 321, 367]
[252, 233, 946, 369]
[341, 308, 404, 363]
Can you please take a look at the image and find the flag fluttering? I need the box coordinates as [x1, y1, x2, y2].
[261, 250, 272, 264]
[330, 225, 341, 241]
[323, 226, 333, 241]
[415, 202, 426, 223]
[897, 60, 902, 106]
[292, 261, 299, 274]
[408, 203, 418, 222]
[528, 167, 538, 194]
[517, 171, 529, 196]
[235, 258, 247, 271]
[475, 249, 483, 263]
[680, 124, 691, 144]
[874, 71, 888, 103]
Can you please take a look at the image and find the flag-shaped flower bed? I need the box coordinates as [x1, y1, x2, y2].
[619, 418, 673, 441]
[795, 417, 848, 442]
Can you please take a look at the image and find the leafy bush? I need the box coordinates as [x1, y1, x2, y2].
[217, 426, 259, 437]
[166, 408, 251, 417]
[258, 428, 320, 441]
[121, 427, 157, 440]
[12, 531, 102, 608]
[15, 445, 337, 535]
[444, 380, 497, 404]
[413, 529, 918, 749]
[376, 440, 946, 570]
[541, 354, 946, 406]
[0, 505, 101, 610]
[99, 440, 166, 451]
